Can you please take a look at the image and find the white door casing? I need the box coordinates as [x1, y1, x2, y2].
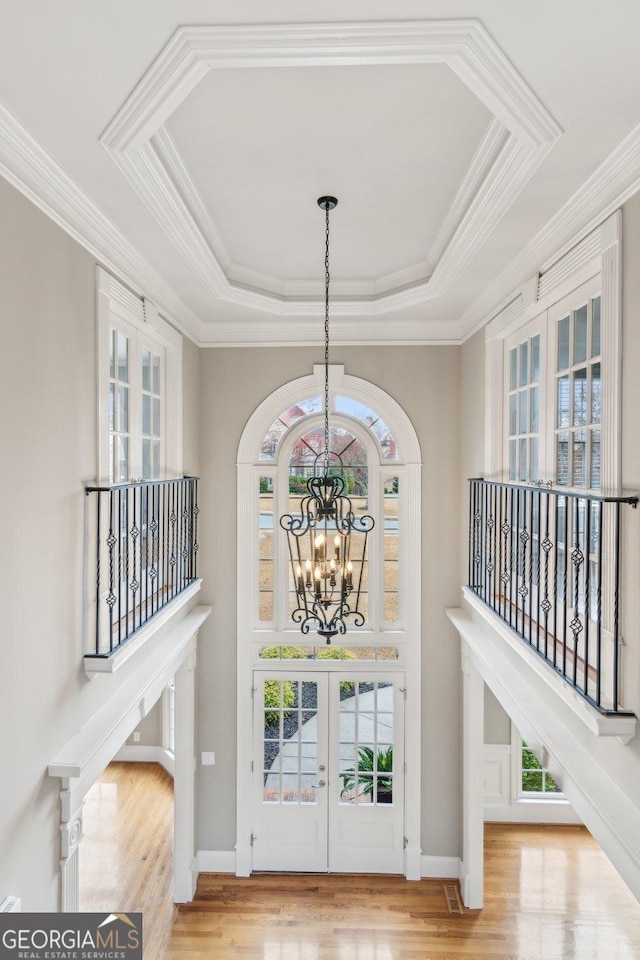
[252, 670, 405, 874]
[237, 364, 422, 879]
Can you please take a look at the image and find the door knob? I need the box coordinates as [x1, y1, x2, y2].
[318, 779, 326, 787]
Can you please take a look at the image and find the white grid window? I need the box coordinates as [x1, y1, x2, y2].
[554, 295, 601, 490]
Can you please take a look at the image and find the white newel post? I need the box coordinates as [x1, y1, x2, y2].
[60, 795, 84, 912]
[460, 646, 484, 909]
[174, 643, 198, 902]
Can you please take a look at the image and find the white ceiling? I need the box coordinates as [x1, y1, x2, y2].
[1, 1, 640, 345]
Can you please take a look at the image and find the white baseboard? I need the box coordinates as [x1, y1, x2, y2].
[195, 850, 461, 879]
[196, 850, 237, 873]
[420, 855, 461, 879]
[113, 744, 175, 778]
[485, 801, 582, 824]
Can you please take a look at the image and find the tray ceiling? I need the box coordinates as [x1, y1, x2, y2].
[2, 3, 640, 344]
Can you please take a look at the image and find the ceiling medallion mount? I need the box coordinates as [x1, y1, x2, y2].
[279, 196, 374, 643]
[317, 196, 338, 211]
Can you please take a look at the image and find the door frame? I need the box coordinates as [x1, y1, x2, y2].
[236, 366, 422, 880]
[251, 667, 406, 874]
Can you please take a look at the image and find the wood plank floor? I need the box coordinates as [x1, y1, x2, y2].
[167, 825, 640, 960]
[79, 764, 640, 960]
[79, 761, 175, 960]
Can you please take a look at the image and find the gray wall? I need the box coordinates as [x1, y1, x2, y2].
[195, 345, 464, 858]
[0, 176, 192, 908]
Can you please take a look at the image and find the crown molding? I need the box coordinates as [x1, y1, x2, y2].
[461, 118, 640, 341]
[196, 315, 462, 347]
[100, 19, 561, 317]
[0, 97, 205, 344]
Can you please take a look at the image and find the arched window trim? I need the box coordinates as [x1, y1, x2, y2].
[238, 364, 421, 467]
[236, 365, 423, 881]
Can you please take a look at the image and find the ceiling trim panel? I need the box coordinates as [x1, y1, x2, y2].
[100, 19, 562, 322]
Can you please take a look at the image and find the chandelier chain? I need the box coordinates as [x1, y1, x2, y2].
[324, 201, 330, 473]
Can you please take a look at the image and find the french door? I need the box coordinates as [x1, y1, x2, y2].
[252, 670, 404, 873]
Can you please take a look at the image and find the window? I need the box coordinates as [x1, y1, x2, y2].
[553, 294, 601, 489]
[98, 268, 182, 483]
[502, 276, 602, 492]
[505, 326, 544, 483]
[519, 740, 562, 798]
[249, 373, 409, 640]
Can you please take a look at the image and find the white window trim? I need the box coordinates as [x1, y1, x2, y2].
[236, 364, 422, 881]
[510, 723, 567, 803]
[484, 210, 621, 493]
[96, 266, 183, 483]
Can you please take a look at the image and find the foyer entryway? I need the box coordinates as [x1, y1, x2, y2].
[252, 670, 405, 873]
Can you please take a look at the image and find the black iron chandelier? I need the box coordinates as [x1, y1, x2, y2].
[279, 197, 374, 643]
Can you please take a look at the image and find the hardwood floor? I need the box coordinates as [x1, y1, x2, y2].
[167, 825, 640, 960]
[79, 761, 175, 960]
[79, 765, 640, 960]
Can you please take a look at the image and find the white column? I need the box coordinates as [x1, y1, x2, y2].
[174, 642, 197, 902]
[460, 646, 484, 909]
[60, 797, 84, 912]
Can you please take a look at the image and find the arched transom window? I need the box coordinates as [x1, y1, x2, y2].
[253, 387, 405, 662]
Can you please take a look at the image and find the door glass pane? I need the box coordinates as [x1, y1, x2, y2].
[259, 477, 274, 622]
[142, 347, 150, 391]
[152, 353, 161, 394]
[117, 385, 128, 434]
[152, 397, 161, 437]
[557, 316, 570, 371]
[556, 433, 569, 486]
[509, 440, 516, 481]
[339, 681, 394, 806]
[262, 679, 318, 805]
[519, 439, 527, 482]
[142, 438, 150, 480]
[573, 368, 587, 426]
[142, 394, 150, 435]
[383, 477, 399, 624]
[509, 394, 517, 436]
[592, 296, 601, 357]
[520, 341, 528, 387]
[117, 333, 128, 382]
[510, 348, 518, 390]
[531, 335, 540, 383]
[116, 436, 129, 483]
[573, 431, 587, 488]
[530, 438, 539, 483]
[591, 362, 601, 424]
[557, 376, 570, 428]
[530, 386, 539, 433]
[574, 304, 588, 364]
[519, 391, 527, 434]
[591, 430, 601, 490]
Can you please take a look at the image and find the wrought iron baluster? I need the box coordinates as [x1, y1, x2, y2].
[613, 501, 622, 712]
[596, 501, 604, 708]
[465, 478, 636, 719]
[541, 491, 552, 660]
[570, 496, 583, 689]
[584, 499, 591, 698]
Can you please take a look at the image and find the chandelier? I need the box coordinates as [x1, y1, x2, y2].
[279, 197, 374, 643]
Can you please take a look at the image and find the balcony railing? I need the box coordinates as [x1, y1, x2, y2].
[468, 478, 637, 716]
[85, 477, 199, 657]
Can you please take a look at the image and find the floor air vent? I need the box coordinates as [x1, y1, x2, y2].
[0, 897, 21, 913]
[443, 883, 463, 914]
